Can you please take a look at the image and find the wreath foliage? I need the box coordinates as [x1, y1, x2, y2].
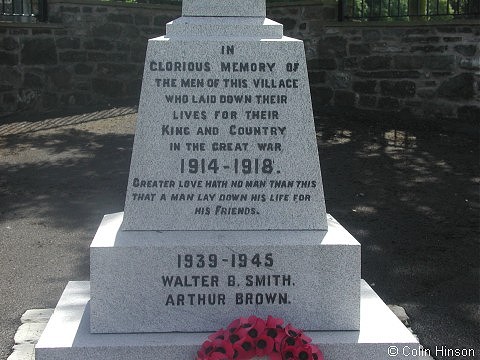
[196, 316, 325, 360]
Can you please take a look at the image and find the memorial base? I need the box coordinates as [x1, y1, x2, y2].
[35, 281, 426, 360]
[90, 213, 360, 333]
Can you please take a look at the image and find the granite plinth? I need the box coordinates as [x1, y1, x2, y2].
[36, 281, 427, 360]
[90, 212, 360, 333]
[182, 0, 266, 17]
[166, 17, 283, 39]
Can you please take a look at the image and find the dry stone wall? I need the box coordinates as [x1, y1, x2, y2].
[0, 1, 478, 124]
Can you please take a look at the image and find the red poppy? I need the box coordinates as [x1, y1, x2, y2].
[232, 338, 256, 360]
[312, 347, 325, 360]
[266, 315, 284, 329]
[294, 344, 316, 360]
[254, 333, 275, 357]
[208, 329, 226, 342]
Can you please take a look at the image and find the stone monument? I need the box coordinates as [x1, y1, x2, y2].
[35, 1, 424, 359]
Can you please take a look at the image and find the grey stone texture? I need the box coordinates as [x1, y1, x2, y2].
[91, 213, 359, 333]
[123, 35, 327, 231]
[182, 0, 266, 17]
[0, 3, 478, 121]
[36, 281, 431, 360]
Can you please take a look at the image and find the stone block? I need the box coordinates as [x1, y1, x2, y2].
[438, 73, 475, 100]
[308, 71, 327, 84]
[359, 95, 377, 107]
[349, 43, 370, 56]
[360, 56, 391, 70]
[107, 13, 134, 24]
[317, 36, 347, 57]
[355, 70, 421, 79]
[123, 37, 324, 231]
[454, 45, 477, 57]
[353, 80, 377, 94]
[378, 96, 400, 109]
[21, 39, 57, 65]
[0, 51, 18, 66]
[424, 55, 455, 71]
[380, 81, 416, 98]
[91, 23, 123, 38]
[36, 280, 424, 360]
[24, 73, 44, 88]
[277, 17, 296, 31]
[90, 212, 360, 333]
[56, 37, 81, 50]
[74, 63, 94, 75]
[165, 17, 283, 39]
[394, 55, 424, 69]
[307, 58, 337, 70]
[92, 78, 124, 97]
[84, 38, 114, 51]
[410, 45, 447, 53]
[135, 14, 150, 26]
[182, 0, 266, 17]
[458, 106, 480, 123]
[2, 37, 19, 51]
[311, 86, 334, 106]
[59, 51, 87, 63]
[334, 90, 357, 107]
[362, 29, 381, 42]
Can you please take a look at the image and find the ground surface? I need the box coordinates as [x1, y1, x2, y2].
[0, 110, 478, 360]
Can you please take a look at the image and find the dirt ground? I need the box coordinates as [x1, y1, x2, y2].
[0, 110, 478, 360]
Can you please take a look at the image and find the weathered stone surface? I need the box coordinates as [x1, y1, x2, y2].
[380, 81, 416, 98]
[360, 56, 391, 70]
[355, 70, 421, 79]
[454, 45, 477, 57]
[92, 78, 124, 97]
[411, 45, 447, 53]
[308, 71, 327, 84]
[458, 106, 480, 122]
[56, 37, 81, 49]
[59, 51, 87, 63]
[107, 13, 134, 24]
[353, 80, 377, 94]
[307, 58, 337, 70]
[0, 51, 18, 66]
[97, 63, 136, 76]
[84, 38, 114, 51]
[359, 95, 377, 107]
[278, 18, 296, 31]
[24, 73, 44, 88]
[182, 0, 266, 17]
[2, 37, 19, 51]
[393, 55, 424, 69]
[438, 73, 475, 100]
[135, 14, 150, 26]
[48, 68, 72, 90]
[334, 90, 357, 107]
[378, 96, 400, 109]
[91, 23, 124, 38]
[21, 38, 57, 65]
[311, 86, 334, 105]
[362, 29, 381, 42]
[75, 63, 94, 75]
[317, 36, 347, 57]
[424, 55, 455, 71]
[349, 43, 370, 55]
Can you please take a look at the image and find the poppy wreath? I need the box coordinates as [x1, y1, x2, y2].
[196, 315, 325, 360]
